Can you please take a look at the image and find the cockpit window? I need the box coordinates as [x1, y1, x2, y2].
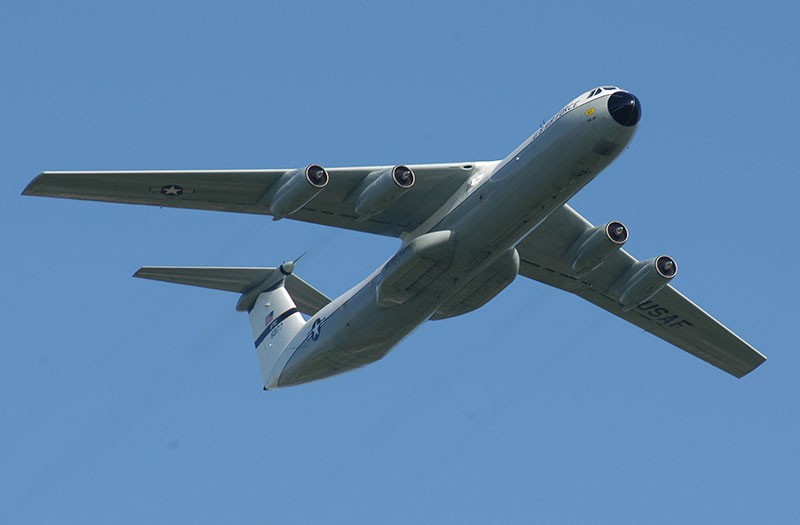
[587, 88, 603, 99]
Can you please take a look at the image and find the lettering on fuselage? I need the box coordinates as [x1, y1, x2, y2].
[530, 101, 581, 142]
[635, 300, 693, 329]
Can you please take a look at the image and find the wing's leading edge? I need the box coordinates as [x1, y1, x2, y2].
[516, 205, 766, 378]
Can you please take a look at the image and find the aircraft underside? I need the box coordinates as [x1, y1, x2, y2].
[23, 86, 766, 388]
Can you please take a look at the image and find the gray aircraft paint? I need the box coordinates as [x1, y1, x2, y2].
[270, 89, 635, 387]
[25, 86, 765, 384]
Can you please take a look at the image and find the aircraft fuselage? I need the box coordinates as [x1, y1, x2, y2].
[268, 88, 640, 387]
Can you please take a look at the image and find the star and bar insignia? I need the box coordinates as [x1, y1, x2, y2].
[149, 185, 195, 197]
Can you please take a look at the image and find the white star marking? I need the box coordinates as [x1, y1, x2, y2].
[161, 185, 182, 196]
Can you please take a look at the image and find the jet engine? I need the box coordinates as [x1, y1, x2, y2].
[270, 164, 329, 219]
[610, 255, 678, 310]
[566, 221, 628, 275]
[354, 165, 415, 220]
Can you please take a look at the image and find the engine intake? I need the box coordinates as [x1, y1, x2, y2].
[355, 165, 415, 220]
[270, 164, 329, 219]
[565, 221, 629, 275]
[610, 255, 678, 310]
[305, 164, 329, 188]
[606, 221, 628, 244]
[392, 165, 415, 188]
[655, 254, 677, 278]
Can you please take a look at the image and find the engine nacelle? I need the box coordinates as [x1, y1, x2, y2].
[270, 164, 329, 219]
[610, 255, 678, 310]
[354, 165, 415, 220]
[566, 221, 628, 275]
[432, 248, 519, 320]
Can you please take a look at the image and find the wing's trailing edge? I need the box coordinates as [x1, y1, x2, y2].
[134, 266, 331, 316]
[516, 205, 766, 378]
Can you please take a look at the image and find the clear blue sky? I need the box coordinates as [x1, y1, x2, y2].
[3, 1, 798, 523]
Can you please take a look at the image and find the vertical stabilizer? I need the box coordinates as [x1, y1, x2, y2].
[248, 285, 306, 388]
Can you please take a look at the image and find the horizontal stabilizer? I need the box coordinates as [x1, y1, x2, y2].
[133, 266, 331, 316]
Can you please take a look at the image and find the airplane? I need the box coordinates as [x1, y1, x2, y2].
[23, 86, 766, 389]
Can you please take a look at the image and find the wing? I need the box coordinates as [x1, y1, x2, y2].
[516, 205, 766, 378]
[22, 162, 487, 237]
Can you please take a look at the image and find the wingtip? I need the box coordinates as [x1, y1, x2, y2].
[21, 173, 46, 196]
[733, 353, 767, 379]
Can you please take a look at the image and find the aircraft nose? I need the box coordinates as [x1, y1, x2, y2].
[607, 91, 641, 127]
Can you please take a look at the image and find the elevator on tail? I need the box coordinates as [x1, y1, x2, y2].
[23, 86, 766, 388]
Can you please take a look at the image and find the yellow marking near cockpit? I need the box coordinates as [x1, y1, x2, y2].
[585, 107, 596, 116]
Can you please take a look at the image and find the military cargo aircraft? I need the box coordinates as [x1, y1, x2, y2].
[24, 86, 766, 388]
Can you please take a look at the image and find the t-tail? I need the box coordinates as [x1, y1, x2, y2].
[133, 261, 331, 389]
